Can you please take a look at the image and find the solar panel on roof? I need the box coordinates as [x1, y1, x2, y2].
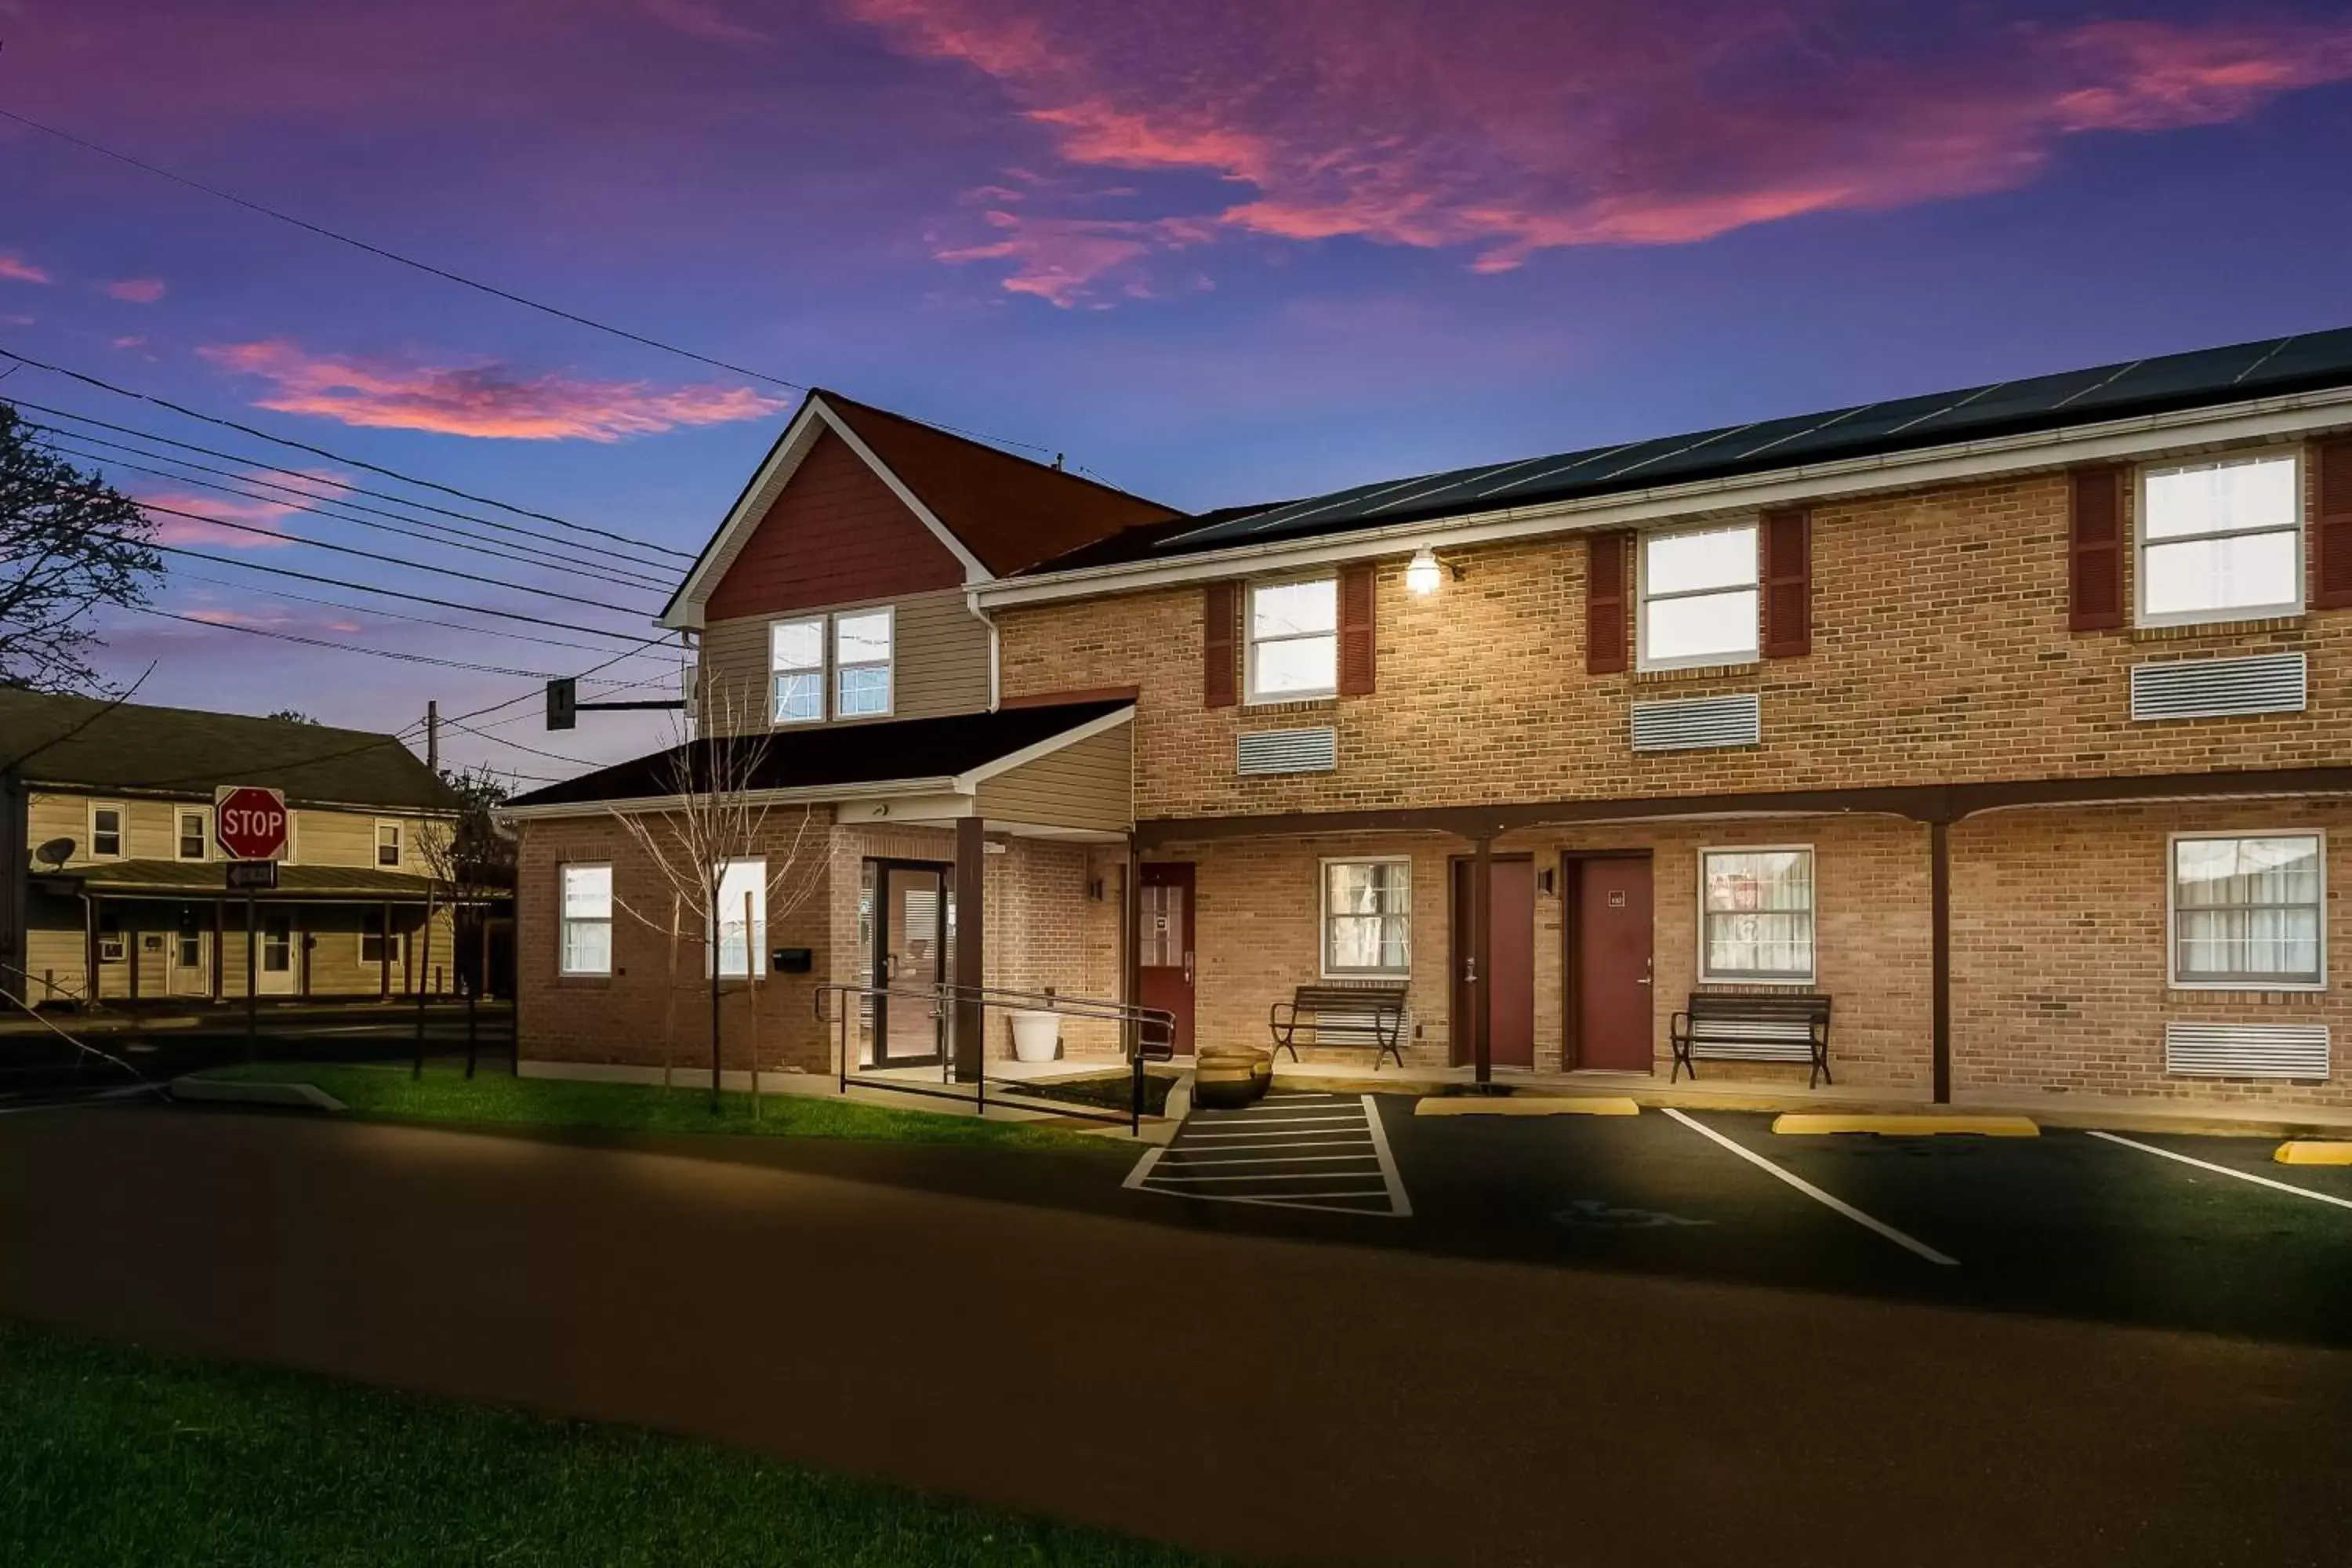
[2238, 328, 2352, 388]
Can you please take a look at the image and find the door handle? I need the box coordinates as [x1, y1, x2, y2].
[1184, 952, 1195, 986]
[1635, 977, 1653, 985]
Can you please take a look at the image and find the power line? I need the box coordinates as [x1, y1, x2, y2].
[443, 717, 604, 768]
[124, 605, 554, 678]
[0, 105, 1069, 463]
[34, 434, 678, 597]
[0, 345, 699, 558]
[173, 571, 685, 660]
[28, 422, 678, 591]
[9, 397, 685, 572]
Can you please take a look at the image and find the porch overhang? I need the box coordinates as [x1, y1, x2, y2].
[31, 862, 450, 902]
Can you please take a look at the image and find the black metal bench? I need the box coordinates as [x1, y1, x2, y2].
[1670, 993, 1833, 1087]
[1269, 983, 1409, 1069]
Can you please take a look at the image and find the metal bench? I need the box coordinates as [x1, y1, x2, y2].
[1269, 982, 1409, 1070]
[1670, 993, 1833, 1087]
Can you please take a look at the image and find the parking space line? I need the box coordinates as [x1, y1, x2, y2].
[1163, 1137, 1374, 1153]
[2086, 1130, 2352, 1211]
[1156, 1153, 1381, 1167]
[1363, 1096, 1413, 1218]
[1175, 1128, 1376, 1142]
[1661, 1108, 1958, 1265]
[1131, 1094, 1411, 1217]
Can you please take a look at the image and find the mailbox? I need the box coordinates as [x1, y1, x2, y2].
[771, 947, 814, 974]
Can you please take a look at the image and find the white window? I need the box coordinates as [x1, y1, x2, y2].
[711, 857, 767, 978]
[1700, 848, 1816, 983]
[1641, 522, 1759, 670]
[376, 820, 402, 868]
[769, 617, 825, 725]
[1322, 858, 1410, 978]
[89, 802, 125, 861]
[2139, 452, 2303, 626]
[177, 809, 209, 862]
[560, 862, 613, 976]
[360, 911, 405, 967]
[833, 608, 893, 718]
[1247, 577, 1338, 702]
[2170, 833, 2325, 989]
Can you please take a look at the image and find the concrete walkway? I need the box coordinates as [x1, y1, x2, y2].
[3, 1106, 2347, 1566]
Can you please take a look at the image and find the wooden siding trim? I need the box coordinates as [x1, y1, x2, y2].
[704, 430, 967, 621]
[972, 723, 1134, 834]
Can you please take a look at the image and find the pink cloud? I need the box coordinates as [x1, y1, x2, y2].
[195, 339, 789, 441]
[105, 278, 168, 303]
[848, 2, 2352, 300]
[0, 251, 52, 285]
[138, 487, 303, 550]
[110, 335, 148, 350]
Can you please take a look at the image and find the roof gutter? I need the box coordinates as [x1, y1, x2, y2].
[974, 384, 2352, 609]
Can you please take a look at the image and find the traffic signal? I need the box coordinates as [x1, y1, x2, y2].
[546, 676, 576, 731]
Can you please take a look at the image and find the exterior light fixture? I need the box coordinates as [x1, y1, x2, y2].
[1406, 547, 1443, 596]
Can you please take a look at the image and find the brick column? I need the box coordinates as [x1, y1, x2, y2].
[953, 815, 985, 1083]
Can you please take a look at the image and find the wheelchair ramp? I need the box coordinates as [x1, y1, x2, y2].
[1124, 1091, 1411, 1217]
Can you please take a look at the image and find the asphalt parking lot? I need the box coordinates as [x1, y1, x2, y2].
[1127, 1095, 2352, 1346]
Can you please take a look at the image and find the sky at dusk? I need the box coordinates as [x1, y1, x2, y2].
[5, 0, 2352, 782]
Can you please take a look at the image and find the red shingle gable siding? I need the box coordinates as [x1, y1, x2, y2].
[705, 430, 967, 619]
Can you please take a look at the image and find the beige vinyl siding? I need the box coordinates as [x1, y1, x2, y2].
[27, 791, 437, 869]
[696, 589, 991, 736]
[973, 722, 1133, 833]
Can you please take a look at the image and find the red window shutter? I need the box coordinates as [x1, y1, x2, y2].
[2068, 466, 2125, 631]
[1585, 530, 1629, 675]
[1761, 509, 1810, 658]
[2314, 437, 2352, 610]
[1338, 564, 1377, 695]
[1203, 582, 1239, 708]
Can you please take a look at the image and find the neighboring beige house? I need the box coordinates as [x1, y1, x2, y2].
[1, 691, 463, 1005]
[509, 326, 2352, 1116]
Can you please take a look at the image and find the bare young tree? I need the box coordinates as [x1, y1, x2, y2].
[0, 403, 163, 694]
[414, 765, 517, 1080]
[605, 687, 822, 1114]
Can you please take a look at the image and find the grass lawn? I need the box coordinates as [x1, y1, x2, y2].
[0, 1319, 1217, 1567]
[196, 1062, 1132, 1157]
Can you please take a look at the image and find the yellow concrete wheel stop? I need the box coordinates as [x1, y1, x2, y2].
[1770, 1113, 2039, 1137]
[2274, 1140, 2352, 1166]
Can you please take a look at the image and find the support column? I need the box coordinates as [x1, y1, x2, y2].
[85, 895, 100, 1004]
[953, 815, 985, 1083]
[0, 772, 25, 1007]
[1472, 833, 1494, 1087]
[211, 899, 225, 1000]
[1930, 817, 1951, 1105]
[1121, 837, 1139, 1058]
[379, 899, 392, 998]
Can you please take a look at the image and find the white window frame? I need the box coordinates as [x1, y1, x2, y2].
[375, 818, 403, 869]
[558, 862, 615, 978]
[176, 807, 210, 862]
[832, 606, 895, 720]
[1247, 575, 1340, 705]
[2166, 830, 2327, 991]
[1697, 844, 1817, 985]
[2135, 451, 2304, 629]
[1638, 521, 1762, 673]
[359, 911, 405, 967]
[768, 615, 826, 727]
[88, 800, 125, 862]
[1319, 855, 1412, 979]
[710, 857, 768, 978]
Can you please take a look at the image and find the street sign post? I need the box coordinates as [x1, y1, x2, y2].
[214, 787, 289, 1059]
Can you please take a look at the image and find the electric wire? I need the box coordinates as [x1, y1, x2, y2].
[172, 571, 684, 660]
[124, 604, 555, 678]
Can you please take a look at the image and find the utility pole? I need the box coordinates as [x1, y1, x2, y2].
[0, 770, 25, 1009]
[425, 700, 440, 773]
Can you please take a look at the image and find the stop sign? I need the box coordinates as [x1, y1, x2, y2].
[213, 786, 290, 861]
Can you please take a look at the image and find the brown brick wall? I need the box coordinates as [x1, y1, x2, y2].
[996, 448, 2344, 819]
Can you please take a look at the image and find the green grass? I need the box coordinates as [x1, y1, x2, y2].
[196, 1062, 1131, 1156]
[0, 1319, 1217, 1567]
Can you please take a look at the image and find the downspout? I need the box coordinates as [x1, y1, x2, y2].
[964, 583, 1002, 712]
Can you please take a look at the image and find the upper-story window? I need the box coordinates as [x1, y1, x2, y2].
[376, 821, 403, 868]
[177, 808, 209, 862]
[2139, 452, 2302, 626]
[1640, 521, 1759, 670]
[770, 618, 825, 725]
[1247, 577, 1338, 702]
[834, 608, 894, 718]
[89, 802, 125, 861]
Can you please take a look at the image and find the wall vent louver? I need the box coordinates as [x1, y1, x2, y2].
[2129, 652, 2307, 722]
[2163, 1022, 2330, 1080]
[1630, 693, 1762, 753]
[1236, 727, 1338, 775]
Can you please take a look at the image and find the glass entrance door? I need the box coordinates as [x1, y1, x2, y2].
[873, 862, 948, 1068]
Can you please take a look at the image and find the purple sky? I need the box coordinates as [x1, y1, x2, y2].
[5, 0, 2352, 782]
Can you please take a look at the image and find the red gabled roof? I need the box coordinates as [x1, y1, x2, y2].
[815, 390, 1181, 576]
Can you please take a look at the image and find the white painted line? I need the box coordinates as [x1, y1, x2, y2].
[1121, 1143, 1166, 1191]
[1140, 1188, 1404, 1216]
[1163, 1137, 1377, 1153]
[1363, 1095, 1414, 1218]
[1146, 1172, 1392, 1185]
[1175, 1129, 1377, 1143]
[2086, 1129, 2352, 1212]
[1156, 1152, 1383, 1167]
[1187, 1113, 1366, 1127]
[1661, 1107, 1957, 1266]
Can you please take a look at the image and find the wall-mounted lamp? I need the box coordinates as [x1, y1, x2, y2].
[1406, 546, 1464, 596]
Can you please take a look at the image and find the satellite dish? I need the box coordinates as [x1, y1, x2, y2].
[34, 838, 73, 869]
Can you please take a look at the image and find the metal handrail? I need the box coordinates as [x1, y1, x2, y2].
[813, 980, 1177, 1134]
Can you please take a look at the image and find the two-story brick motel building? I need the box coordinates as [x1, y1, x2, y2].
[503, 327, 2352, 1116]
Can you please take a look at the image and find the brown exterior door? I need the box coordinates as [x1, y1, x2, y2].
[1137, 862, 1196, 1057]
[875, 862, 948, 1067]
[1573, 856, 1655, 1072]
[1450, 857, 1536, 1069]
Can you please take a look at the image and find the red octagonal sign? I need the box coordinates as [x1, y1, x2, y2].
[213, 786, 290, 862]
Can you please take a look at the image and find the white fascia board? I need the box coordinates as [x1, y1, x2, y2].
[497, 774, 960, 824]
[813, 399, 993, 586]
[973, 387, 2352, 608]
[950, 708, 1134, 790]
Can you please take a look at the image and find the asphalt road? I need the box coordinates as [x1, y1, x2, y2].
[3, 1100, 2349, 1566]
